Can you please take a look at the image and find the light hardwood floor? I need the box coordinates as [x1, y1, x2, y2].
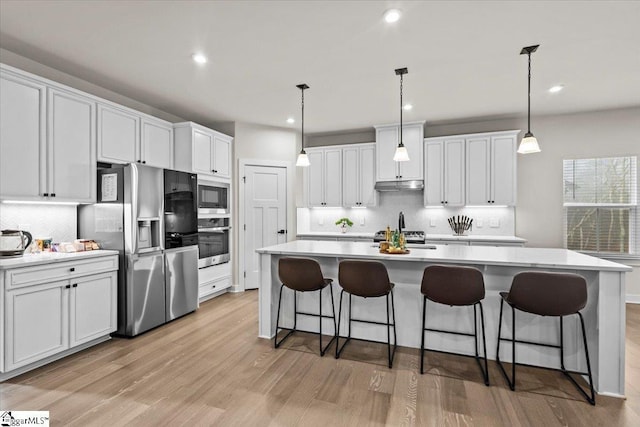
[2, 290, 640, 426]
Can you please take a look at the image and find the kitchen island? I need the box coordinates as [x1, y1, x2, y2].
[256, 240, 631, 397]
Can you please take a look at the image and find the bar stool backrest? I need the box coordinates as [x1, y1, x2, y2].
[509, 272, 588, 316]
[339, 260, 392, 297]
[279, 257, 326, 292]
[421, 265, 485, 306]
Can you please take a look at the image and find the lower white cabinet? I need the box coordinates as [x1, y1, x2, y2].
[2, 255, 118, 376]
[198, 262, 232, 301]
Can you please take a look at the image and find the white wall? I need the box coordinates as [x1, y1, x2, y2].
[0, 204, 77, 244]
[232, 121, 300, 289]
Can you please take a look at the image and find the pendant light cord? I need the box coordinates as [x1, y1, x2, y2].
[301, 87, 305, 151]
[399, 73, 403, 146]
[527, 52, 531, 134]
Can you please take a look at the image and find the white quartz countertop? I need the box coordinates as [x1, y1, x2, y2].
[424, 234, 527, 243]
[257, 241, 632, 272]
[296, 232, 525, 243]
[0, 250, 119, 269]
[297, 231, 375, 239]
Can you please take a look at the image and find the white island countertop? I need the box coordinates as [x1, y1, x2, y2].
[296, 232, 526, 244]
[257, 240, 631, 272]
[0, 250, 120, 269]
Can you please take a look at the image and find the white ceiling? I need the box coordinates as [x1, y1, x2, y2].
[1, 1, 639, 133]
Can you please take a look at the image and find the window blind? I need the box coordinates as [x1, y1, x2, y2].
[563, 156, 638, 256]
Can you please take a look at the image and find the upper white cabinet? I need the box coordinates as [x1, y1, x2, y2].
[424, 137, 465, 207]
[97, 103, 173, 169]
[306, 146, 343, 207]
[466, 130, 518, 206]
[0, 69, 46, 200]
[0, 66, 96, 202]
[343, 143, 377, 207]
[174, 122, 232, 181]
[375, 122, 425, 182]
[48, 88, 96, 202]
[141, 117, 173, 169]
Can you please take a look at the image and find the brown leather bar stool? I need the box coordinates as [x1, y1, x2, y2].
[420, 265, 489, 385]
[275, 257, 336, 356]
[335, 260, 397, 368]
[496, 271, 595, 405]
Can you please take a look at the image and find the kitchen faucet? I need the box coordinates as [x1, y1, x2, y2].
[398, 211, 405, 234]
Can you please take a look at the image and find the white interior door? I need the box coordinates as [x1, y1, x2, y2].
[244, 165, 287, 290]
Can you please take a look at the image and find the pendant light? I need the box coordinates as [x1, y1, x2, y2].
[295, 83, 310, 167]
[393, 67, 410, 162]
[518, 45, 541, 154]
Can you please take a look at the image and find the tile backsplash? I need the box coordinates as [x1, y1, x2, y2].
[298, 191, 515, 236]
[0, 204, 77, 242]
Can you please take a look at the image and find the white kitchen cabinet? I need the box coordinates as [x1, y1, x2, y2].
[375, 122, 425, 182]
[97, 103, 174, 169]
[69, 272, 117, 347]
[466, 130, 518, 206]
[5, 280, 69, 372]
[424, 138, 465, 207]
[305, 147, 342, 207]
[0, 70, 45, 200]
[2, 254, 118, 377]
[174, 122, 232, 180]
[48, 88, 96, 202]
[0, 68, 96, 202]
[97, 103, 139, 164]
[198, 262, 231, 301]
[343, 143, 377, 207]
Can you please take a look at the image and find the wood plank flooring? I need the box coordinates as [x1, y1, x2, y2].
[2, 290, 640, 426]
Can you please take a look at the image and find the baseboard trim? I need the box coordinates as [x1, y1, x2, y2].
[626, 295, 640, 304]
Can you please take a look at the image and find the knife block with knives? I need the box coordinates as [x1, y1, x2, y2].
[448, 216, 473, 236]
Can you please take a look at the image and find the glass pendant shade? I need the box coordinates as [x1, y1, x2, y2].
[393, 144, 410, 162]
[296, 151, 310, 167]
[517, 132, 541, 154]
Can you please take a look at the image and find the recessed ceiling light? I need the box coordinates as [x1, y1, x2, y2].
[192, 53, 207, 64]
[384, 9, 401, 23]
[286, 117, 295, 124]
[403, 104, 413, 111]
[549, 84, 564, 93]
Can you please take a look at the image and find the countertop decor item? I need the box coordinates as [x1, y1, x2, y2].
[518, 44, 541, 154]
[0, 229, 33, 257]
[448, 216, 473, 236]
[295, 83, 310, 167]
[335, 217, 354, 233]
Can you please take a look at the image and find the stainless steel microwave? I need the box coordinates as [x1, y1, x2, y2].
[198, 181, 229, 215]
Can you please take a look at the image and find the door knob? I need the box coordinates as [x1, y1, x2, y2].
[277, 229, 286, 234]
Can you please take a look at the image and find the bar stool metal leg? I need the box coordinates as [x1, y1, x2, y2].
[496, 298, 516, 390]
[559, 314, 596, 405]
[478, 302, 489, 386]
[420, 295, 427, 375]
[274, 285, 296, 348]
[318, 283, 337, 356]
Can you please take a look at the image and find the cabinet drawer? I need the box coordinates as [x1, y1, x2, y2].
[198, 263, 231, 285]
[6, 255, 118, 289]
[199, 276, 231, 298]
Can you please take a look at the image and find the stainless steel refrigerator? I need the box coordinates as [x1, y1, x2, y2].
[78, 164, 198, 337]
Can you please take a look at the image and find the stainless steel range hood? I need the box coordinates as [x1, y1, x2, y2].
[374, 180, 424, 192]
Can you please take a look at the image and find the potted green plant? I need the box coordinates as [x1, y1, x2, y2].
[335, 217, 354, 233]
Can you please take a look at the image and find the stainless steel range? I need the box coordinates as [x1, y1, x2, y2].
[373, 230, 426, 244]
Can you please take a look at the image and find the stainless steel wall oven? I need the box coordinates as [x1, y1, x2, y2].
[197, 217, 230, 268]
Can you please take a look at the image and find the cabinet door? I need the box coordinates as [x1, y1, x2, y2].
[5, 281, 69, 371]
[323, 148, 342, 206]
[359, 144, 377, 207]
[97, 104, 139, 164]
[444, 138, 465, 206]
[192, 129, 214, 175]
[48, 88, 96, 202]
[342, 146, 359, 207]
[376, 127, 399, 181]
[306, 149, 325, 207]
[0, 72, 46, 200]
[69, 272, 117, 347]
[398, 124, 424, 180]
[491, 135, 517, 205]
[212, 135, 231, 179]
[141, 118, 173, 169]
[424, 140, 443, 206]
[466, 136, 491, 205]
